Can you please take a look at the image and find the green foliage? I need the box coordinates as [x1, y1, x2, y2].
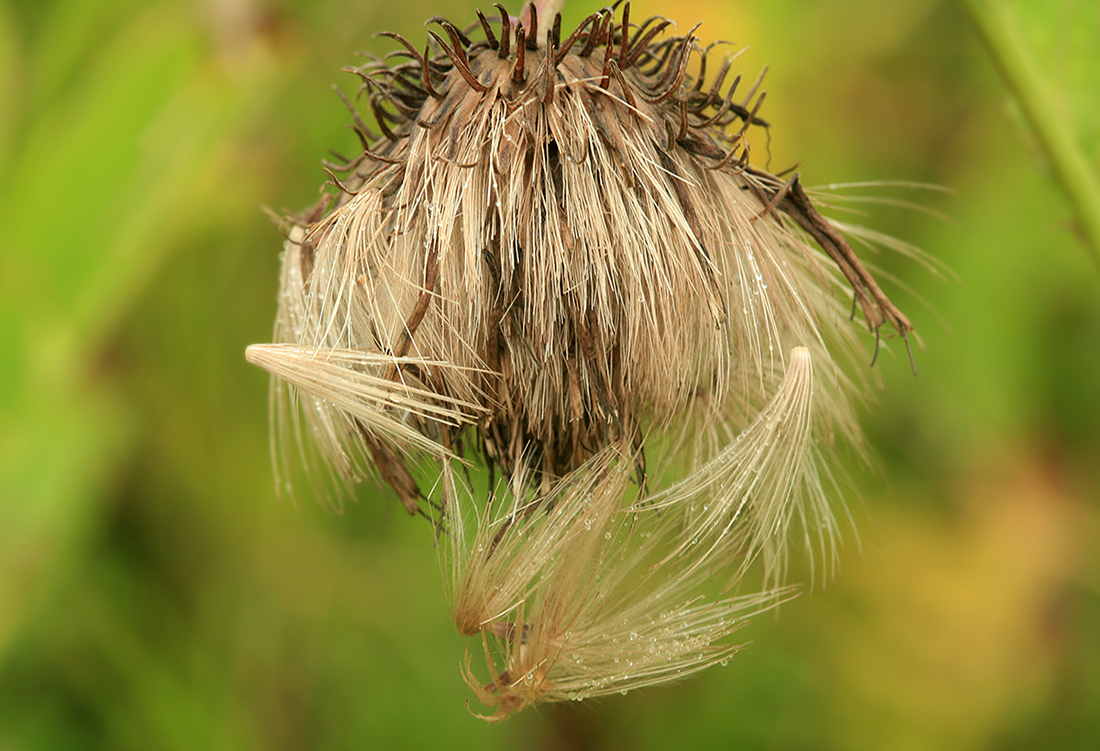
[0, 0, 1097, 748]
[964, 0, 1100, 261]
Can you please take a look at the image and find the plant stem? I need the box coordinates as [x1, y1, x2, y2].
[963, 0, 1100, 268]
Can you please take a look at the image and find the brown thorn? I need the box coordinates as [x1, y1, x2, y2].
[618, 1, 631, 68]
[512, 26, 527, 82]
[360, 77, 420, 118]
[332, 84, 379, 141]
[721, 89, 765, 149]
[431, 24, 467, 66]
[692, 42, 717, 92]
[647, 27, 699, 96]
[639, 29, 697, 104]
[437, 19, 473, 58]
[476, 9, 499, 49]
[341, 146, 402, 174]
[367, 64, 427, 88]
[740, 64, 769, 112]
[493, 3, 511, 58]
[555, 13, 600, 65]
[375, 31, 425, 68]
[700, 56, 732, 109]
[695, 73, 741, 127]
[704, 138, 747, 171]
[322, 165, 356, 195]
[734, 90, 767, 140]
[579, 11, 608, 57]
[677, 135, 724, 159]
[607, 59, 636, 108]
[623, 19, 671, 69]
[349, 121, 371, 150]
[650, 35, 691, 90]
[421, 44, 445, 99]
[427, 30, 489, 92]
[375, 49, 411, 63]
[370, 97, 400, 141]
[344, 65, 374, 85]
[723, 103, 770, 128]
[550, 13, 562, 51]
[362, 142, 406, 165]
[526, 3, 539, 50]
[322, 150, 364, 173]
[427, 17, 472, 49]
[369, 91, 406, 125]
[629, 14, 664, 44]
[364, 67, 427, 98]
[635, 38, 676, 76]
[599, 25, 616, 88]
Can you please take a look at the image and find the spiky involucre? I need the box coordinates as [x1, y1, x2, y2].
[245, 1, 913, 720]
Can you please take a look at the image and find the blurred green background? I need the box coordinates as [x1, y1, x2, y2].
[1, 0, 1098, 748]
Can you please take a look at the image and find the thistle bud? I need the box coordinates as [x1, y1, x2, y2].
[246, 0, 913, 720]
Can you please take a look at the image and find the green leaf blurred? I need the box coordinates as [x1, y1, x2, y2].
[0, 0, 278, 668]
[964, 0, 1100, 260]
[1, 1, 1098, 749]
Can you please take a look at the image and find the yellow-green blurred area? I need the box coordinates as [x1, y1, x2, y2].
[1, 0, 1098, 747]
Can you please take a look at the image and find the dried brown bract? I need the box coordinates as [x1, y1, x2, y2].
[246, 0, 913, 720]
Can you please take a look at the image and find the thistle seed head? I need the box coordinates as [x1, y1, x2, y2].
[245, 0, 914, 720]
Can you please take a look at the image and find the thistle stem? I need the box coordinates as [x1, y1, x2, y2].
[962, 0, 1100, 268]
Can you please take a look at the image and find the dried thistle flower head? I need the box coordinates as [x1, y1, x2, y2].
[246, 0, 913, 721]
